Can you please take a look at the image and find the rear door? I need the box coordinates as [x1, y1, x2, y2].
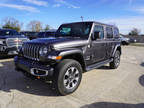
[105, 26, 115, 59]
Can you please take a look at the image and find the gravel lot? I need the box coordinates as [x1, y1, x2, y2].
[0, 46, 144, 108]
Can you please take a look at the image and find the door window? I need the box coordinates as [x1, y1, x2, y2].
[106, 27, 113, 38]
[114, 28, 119, 37]
[94, 25, 104, 39]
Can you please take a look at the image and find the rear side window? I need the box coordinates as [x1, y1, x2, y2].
[114, 28, 119, 37]
[94, 25, 104, 39]
[106, 27, 113, 38]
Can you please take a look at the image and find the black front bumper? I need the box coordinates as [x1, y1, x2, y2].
[0, 45, 20, 56]
[14, 56, 54, 78]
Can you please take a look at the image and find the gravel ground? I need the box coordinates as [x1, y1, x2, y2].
[0, 46, 144, 108]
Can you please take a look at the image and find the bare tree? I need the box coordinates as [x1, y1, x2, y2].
[2, 17, 23, 32]
[27, 20, 43, 32]
[129, 28, 141, 36]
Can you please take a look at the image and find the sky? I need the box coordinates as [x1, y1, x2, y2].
[0, 0, 144, 34]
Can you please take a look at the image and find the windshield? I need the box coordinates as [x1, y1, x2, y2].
[56, 22, 92, 38]
[38, 32, 45, 38]
[45, 32, 55, 37]
[0, 30, 20, 36]
[38, 32, 56, 38]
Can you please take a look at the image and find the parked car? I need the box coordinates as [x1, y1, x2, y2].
[120, 35, 130, 45]
[129, 38, 137, 43]
[15, 21, 121, 95]
[20, 31, 38, 40]
[0, 29, 29, 56]
[37, 29, 56, 38]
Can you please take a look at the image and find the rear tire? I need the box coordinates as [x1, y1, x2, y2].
[110, 50, 120, 69]
[53, 59, 82, 95]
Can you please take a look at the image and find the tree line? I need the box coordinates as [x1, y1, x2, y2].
[0, 17, 51, 32]
[128, 28, 141, 36]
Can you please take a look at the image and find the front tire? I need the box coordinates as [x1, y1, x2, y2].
[53, 59, 83, 95]
[110, 50, 121, 69]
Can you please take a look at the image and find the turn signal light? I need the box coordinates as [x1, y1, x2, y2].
[56, 56, 62, 60]
[48, 55, 62, 60]
[37, 76, 40, 79]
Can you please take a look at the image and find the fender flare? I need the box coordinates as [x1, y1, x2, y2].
[58, 49, 87, 71]
[112, 44, 121, 57]
[59, 49, 83, 57]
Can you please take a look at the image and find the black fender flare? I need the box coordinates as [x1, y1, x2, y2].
[112, 44, 121, 57]
[58, 49, 87, 71]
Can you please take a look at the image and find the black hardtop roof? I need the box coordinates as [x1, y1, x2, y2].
[62, 21, 117, 28]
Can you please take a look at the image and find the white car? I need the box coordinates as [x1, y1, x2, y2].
[120, 35, 130, 45]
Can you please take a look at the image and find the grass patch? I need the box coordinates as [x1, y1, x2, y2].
[130, 43, 144, 47]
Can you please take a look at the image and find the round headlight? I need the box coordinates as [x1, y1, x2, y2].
[22, 46, 24, 52]
[0, 40, 4, 44]
[39, 47, 48, 55]
[43, 47, 48, 54]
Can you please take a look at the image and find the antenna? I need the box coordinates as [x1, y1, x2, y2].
[80, 16, 84, 22]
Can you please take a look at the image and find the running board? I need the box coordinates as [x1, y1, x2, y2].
[86, 58, 113, 71]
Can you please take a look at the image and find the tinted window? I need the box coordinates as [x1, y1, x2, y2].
[94, 25, 104, 39]
[106, 27, 113, 38]
[45, 32, 55, 37]
[38, 32, 45, 38]
[114, 28, 119, 37]
[0, 30, 19, 36]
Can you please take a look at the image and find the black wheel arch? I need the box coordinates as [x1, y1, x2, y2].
[59, 49, 86, 72]
[112, 44, 121, 57]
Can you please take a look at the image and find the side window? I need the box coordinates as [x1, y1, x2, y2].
[114, 28, 119, 37]
[94, 25, 104, 39]
[106, 27, 113, 38]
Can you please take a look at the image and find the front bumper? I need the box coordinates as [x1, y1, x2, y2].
[14, 56, 54, 78]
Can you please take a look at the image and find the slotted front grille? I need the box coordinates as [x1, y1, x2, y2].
[6, 38, 28, 47]
[23, 44, 41, 61]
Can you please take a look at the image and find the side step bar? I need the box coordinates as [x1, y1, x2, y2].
[86, 58, 113, 71]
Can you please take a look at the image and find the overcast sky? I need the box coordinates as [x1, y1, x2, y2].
[0, 0, 144, 34]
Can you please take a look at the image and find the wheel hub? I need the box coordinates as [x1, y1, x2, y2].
[63, 67, 80, 89]
[115, 52, 120, 66]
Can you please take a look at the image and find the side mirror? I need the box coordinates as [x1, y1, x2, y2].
[91, 32, 100, 40]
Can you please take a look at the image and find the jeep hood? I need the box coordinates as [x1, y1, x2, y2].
[27, 37, 88, 49]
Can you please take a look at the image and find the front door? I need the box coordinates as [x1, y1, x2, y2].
[84, 25, 106, 66]
[92, 39, 106, 63]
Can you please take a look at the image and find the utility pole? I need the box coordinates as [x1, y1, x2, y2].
[80, 16, 84, 22]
